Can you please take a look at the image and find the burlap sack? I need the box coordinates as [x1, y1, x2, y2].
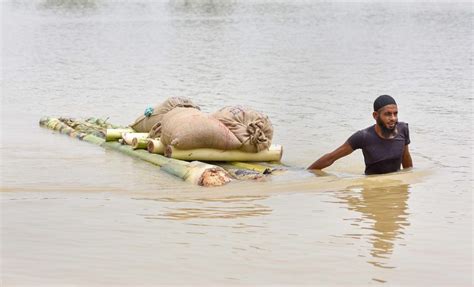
[130, 97, 200, 133]
[212, 106, 273, 152]
[160, 107, 242, 150]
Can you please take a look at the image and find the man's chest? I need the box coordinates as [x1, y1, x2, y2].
[363, 137, 405, 162]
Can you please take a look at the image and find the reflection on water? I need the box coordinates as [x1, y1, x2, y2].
[134, 195, 272, 220]
[338, 183, 410, 269]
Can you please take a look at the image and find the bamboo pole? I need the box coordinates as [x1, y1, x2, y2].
[83, 134, 106, 145]
[106, 128, 135, 141]
[39, 117, 233, 186]
[85, 117, 122, 129]
[147, 139, 165, 154]
[40, 117, 87, 138]
[122, 132, 149, 146]
[59, 118, 107, 138]
[216, 163, 266, 180]
[100, 143, 232, 186]
[40, 117, 285, 178]
[132, 138, 149, 150]
[165, 145, 283, 162]
[227, 162, 273, 174]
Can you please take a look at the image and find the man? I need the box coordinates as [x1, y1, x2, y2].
[308, 95, 413, 174]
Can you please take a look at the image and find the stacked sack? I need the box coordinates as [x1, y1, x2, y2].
[130, 97, 274, 154]
[130, 97, 200, 133]
[158, 107, 243, 150]
[212, 106, 273, 152]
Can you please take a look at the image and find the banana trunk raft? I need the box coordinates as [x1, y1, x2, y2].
[39, 117, 285, 187]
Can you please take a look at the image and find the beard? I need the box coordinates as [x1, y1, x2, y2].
[376, 116, 398, 138]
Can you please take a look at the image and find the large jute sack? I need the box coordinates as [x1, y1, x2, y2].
[212, 106, 273, 152]
[129, 97, 200, 133]
[160, 107, 242, 150]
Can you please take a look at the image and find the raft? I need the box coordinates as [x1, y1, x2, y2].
[39, 117, 286, 187]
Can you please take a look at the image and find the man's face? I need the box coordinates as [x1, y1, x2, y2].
[374, 104, 398, 133]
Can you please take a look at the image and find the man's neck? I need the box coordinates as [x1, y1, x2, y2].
[374, 124, 398, 139]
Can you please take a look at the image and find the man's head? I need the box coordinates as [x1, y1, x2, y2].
[372, 95, 398, 137]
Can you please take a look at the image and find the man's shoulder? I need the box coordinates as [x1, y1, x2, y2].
[397, 122, 409, 134]
[397, 122, 410, 143]
[347, 125, 375, 149]
[358, 125, 376, 136]
[350, 125, 375, 140]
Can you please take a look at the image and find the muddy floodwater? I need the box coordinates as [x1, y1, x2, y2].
[1, 1, 472, 286]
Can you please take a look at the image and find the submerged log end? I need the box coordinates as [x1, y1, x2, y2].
[227, 168, 266, 181]
[164, 145, 172, 157]
[198, 167, 233, 187]
[185, 162, 232, 187]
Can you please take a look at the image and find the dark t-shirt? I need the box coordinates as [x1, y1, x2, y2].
[347, 122, 410, 175]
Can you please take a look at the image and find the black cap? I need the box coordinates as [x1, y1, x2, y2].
[373, 95, 397, 111]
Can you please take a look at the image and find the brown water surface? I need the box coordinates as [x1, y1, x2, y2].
[1, 1, 472, 286]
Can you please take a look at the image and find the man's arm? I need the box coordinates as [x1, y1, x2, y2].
[307, 142, 354, 170]
[402, 144, 413, 169]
